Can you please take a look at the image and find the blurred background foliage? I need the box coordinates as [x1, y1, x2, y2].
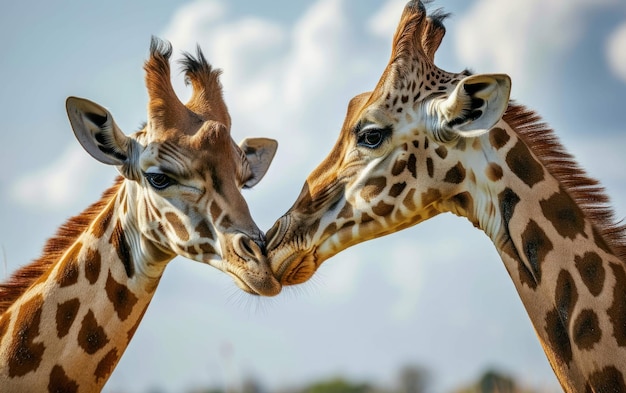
[137, 365, 551, 393]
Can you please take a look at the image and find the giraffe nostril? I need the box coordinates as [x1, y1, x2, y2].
[240, 237, 255, 256]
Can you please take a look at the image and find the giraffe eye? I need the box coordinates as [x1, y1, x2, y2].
[357, 126, 390, 149]
[144, 173, 174, 190]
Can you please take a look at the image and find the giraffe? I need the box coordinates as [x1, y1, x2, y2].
[266, 1, 626, 392]
[0, 37, 281, 392]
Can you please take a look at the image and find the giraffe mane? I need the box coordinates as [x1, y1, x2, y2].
[504, 103, 626, 262]
[0, 177, 123, 314]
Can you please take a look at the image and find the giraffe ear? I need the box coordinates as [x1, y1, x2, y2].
[238, 137, 278, 188]
[437, 74, 511, 141]
[66, 96, 131, 166]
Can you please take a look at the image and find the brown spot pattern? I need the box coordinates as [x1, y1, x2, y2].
[540, 188, 586, 240]
[607, 262, 626, 347]
[165, 212, 190, 241]
[105, 272, 138, 322]
[84, 247, 102, 285]
[210, 201, 222, 221]
[91, 200, 115, 239]
[521, 219, 553, 286]
[389, 182, 407, 198]
[544, 308, 572, 366]
[555, 270, 578, 323]
[403, 189, 416, 211]
[8, 294, 45, 377]
[337, 202, 354, 220]
[195, 220, 214, 241]
[572, 309, 601, 350]
[420, 188, 442, 207]
[361, 177, 387, 202]
[505, 139, 544, 188]
[55, 298, 80, 338]
[574, 252, 605, 297]
[391, 159, 407, 176]
[586, 366, 626, 392]
[48, 364, 78, 393]
[407, 154, 417, 178]
[55, 242, 81, 288]
[489, 127, 510, 149]
[451, 192, 474, 214]
[372, 200, 394, 217]
[95, 348, 119, 383]
[109, 220, 134, 278]
[435, 145, 448, 159]
[443, 162, 466, 184]
[486, 162, 503, 181]
[426, 157, 434, 178]
[78, 309, 109, 354]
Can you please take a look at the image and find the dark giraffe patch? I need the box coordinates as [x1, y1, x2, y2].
[586, 366, 626, 393]
[489, 127, 510, 149]
[55, 298, 80, 338]
[407, 154, 417, 178]
[78, 309, 109, 354]
[607, 262, 626, 347]
[95, 348, 119, 383]
[389, 182, 407, 198]
[391, 159, 407, 176]
[105, 271, 139, 322]
[443, 162, 466, 184]
[505, 139, 544, 188]
[220, 214, 234, 229]
[8, 294, 45, 377]
[435, 145, 448, 159]
[403, 189, 416, 211]
[420, 188, 442, 207]
[337, 202, 354, 220]
[574, 252, 605, 297]
[195, 220, 214, 241]
[109, 220, 134, 278]
[361, 212, 375, 224]
[48, 364, 78, 393]
[521, 220, 553, 286]
[426, 157, 434, 178]
[55, 242, 81, 288]
[497, 188, 527, 267]
[210, 201, 222, 221]
[84, 247, 102, 285]
[555, 270, 578, 323]
[572, 309, 601, 350]
[451, 192, 474, 214]
[91, 200, 115, 239]
[540, 188, 586, 240]
[198, 242, 217, 255]
[165, 212, 190, 241]
[486, 162, 503, 181]
[544, 308, 572, 366]
[372, 200, 395, 217]
[361, 177, 387, 202]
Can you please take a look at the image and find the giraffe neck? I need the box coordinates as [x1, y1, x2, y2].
[441, 105, 626, 392]
[0, 179, 171, 392]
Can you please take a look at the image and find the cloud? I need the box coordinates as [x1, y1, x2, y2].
[454, 0, 617, 97]
[9, 145, 104, 210]
[367, 0, 405, 39]
[607, 21, 626, 84]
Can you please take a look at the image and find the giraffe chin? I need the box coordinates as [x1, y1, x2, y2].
[279, 253, 318, 286]
[227, 272, 282, 297]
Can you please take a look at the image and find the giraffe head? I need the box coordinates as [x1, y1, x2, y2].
[267, 1, 511, 285]
[66, 38, 281, 295]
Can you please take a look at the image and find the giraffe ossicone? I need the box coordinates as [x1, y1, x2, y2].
[0, 36, 280, 391]
[266, 1, 626, 391]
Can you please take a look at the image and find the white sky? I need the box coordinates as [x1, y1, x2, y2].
[1, 1, 625, 392]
